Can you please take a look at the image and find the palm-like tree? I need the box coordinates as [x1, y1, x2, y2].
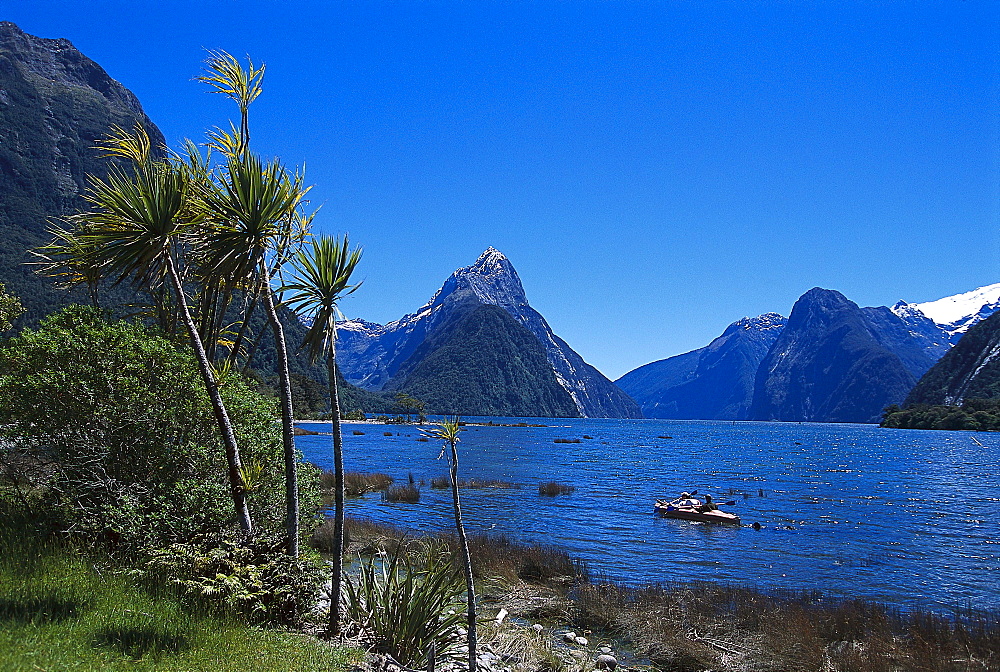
[422, 417, 477, 672]
[77, 127, 254, 536]
[281, 235, 362, 636]
[196, 52, 311, 556]
[198, 151, 310, 556]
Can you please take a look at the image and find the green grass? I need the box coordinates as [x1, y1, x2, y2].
[0, 518, 357, 672]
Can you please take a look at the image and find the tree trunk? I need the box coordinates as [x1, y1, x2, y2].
[263, 287, 299, 557]
[327, 347, 346, 636]
[450, 441, 477, 672]
[166, 254, 253, 537]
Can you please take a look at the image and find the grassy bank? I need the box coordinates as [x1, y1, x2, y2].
[319, 516, 1000, 672]
[0, 514, 356, 672]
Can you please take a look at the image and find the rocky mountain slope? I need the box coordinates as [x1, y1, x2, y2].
[0, 21, 164, 321]
[903, 310, 1000, 406]
[336, 248, 641, 418]
[748, 288, 918, 423]
[616, 313, 786, 419]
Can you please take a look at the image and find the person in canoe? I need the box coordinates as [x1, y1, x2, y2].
[697, 494, 719, 512]
[657, 492, 700, 509]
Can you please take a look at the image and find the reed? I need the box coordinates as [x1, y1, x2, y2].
[319, 470, 393, 497]
[430, 476, 518, 490]
[538, 481, 575, 496]
[462, 533, 588, 586]
[382, 484, 420, 503]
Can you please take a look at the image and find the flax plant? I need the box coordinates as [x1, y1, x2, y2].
[343, 544, 465, 667]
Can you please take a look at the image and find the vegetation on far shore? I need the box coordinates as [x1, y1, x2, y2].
[881, 399, 1000, 431]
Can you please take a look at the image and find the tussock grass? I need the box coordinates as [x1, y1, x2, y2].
[570, 580, 1000, 672]
[538, 481, 575, 496]
[463, 533, 588, 586]
[382, 484, 420, 503]
[319, 470, 393, 497]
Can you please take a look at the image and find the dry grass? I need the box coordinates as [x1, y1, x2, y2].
[382, 484, 420, 503]
[430, 476, 518, 490]
[569, 580, 1000, 672]
[538, 481, 575, 496]
[319, 471, 393, 497]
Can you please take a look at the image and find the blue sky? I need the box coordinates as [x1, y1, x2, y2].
[6, 1, 999, 379]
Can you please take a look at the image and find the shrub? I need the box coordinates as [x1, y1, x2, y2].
[343, 544, 465, 667]
[140, 538, 326, 625]
[0, 306, 315, 553]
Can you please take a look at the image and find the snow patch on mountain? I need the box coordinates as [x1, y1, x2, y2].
[892, 282, 1000, 337]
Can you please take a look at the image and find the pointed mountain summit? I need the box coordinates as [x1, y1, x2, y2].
[748, 288, 917, 423]
[336, 248, 641, 418]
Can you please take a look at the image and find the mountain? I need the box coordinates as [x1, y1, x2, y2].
[336, 248, 641, 418]
[903, 310, 1000, 406]
[616, 313, 786, 419]
[0, 21, 165, 322]
[748, 288, 917, 423]
[891, 282, 1000, 341]
[388, 304, 579, 417]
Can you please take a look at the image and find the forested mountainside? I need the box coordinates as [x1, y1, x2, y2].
[336, 248, 641, 418]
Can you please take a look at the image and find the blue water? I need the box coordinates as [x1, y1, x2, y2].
[295, 418, 1000, 612]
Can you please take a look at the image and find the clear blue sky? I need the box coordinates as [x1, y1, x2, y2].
[6, 1, 999, 379]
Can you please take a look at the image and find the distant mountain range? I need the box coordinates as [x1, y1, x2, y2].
[336, 248, 642, 418]
[618, 284, 1000, 424]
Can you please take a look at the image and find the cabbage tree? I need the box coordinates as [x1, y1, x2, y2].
[281, 234, 362, 635]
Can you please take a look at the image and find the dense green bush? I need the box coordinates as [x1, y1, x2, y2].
[882, 399, 1000, 431]
[140, 539, 326, 625]
[0, 305, 319, 552]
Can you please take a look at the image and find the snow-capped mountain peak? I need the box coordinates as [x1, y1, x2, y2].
[892, 282, 1000, 336]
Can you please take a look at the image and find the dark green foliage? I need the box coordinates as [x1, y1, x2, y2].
[905, 311, 1000, 407]
[881, 399, 1000, 431]
[0, 281, 23, 331]
[289, 372, 327, 418]
[141, 539, 326, 626]
[394, 304, 579, 417]
[0, 305, 319, 551]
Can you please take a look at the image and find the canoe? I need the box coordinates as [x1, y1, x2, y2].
[654, 501, 741, 526]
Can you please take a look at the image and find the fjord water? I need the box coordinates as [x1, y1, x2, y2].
[296, 419, 999, 611]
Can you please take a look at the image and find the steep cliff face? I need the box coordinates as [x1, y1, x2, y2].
[0, 22, 165, 320]
[389, 304, 580, 417]
[616, 313, 786, 419]
[904, 311, 1000, 406]
[749, 288, 916, 423]
[336, 248, 642, 418]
